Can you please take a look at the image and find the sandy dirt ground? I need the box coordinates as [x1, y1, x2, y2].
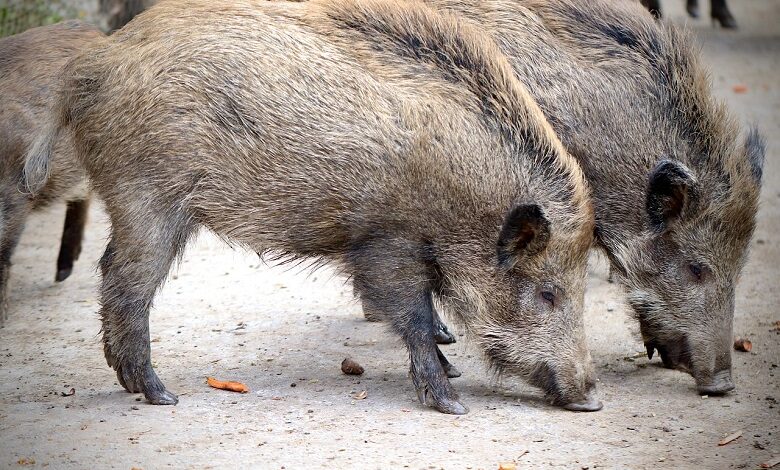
[1, 1, 778, 468]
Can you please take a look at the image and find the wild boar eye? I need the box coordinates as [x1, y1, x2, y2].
[540, 290, 556, 308]
[688, 262, 704, 281]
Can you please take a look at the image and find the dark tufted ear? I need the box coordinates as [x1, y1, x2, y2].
[646, 160, 697, 233]
[497, 204, 551, 267]
[744, 127, 765, 184]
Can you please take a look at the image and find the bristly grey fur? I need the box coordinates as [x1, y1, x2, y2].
[23, 0, 599, 413]
[426, 0, 763, 393]
[1, 21, 102, 323]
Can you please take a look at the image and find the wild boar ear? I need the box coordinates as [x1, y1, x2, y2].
[646, 159, 697, 233]
[744, 127, 765, 184]
[497, 204, 551, 267]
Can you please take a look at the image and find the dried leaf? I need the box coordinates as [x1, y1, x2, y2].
[718, 430, 742, 446]
[761, 456, 780, 468]
[206, 377, 249, 393]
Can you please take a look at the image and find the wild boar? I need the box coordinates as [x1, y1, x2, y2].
[0, 21, 102, 324]
[25, 0, 601, 413]
[99, 0, 155, 32]
[426, 0, 764, 395]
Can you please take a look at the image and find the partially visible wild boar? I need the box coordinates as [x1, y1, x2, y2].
[99, 0, 156, 32]
[25, 0, 600, 414]
[426, 0, 764, 395]
[0, 21, 103, 324]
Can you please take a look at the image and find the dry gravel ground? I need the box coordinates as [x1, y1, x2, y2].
[1, 1, 778, 469]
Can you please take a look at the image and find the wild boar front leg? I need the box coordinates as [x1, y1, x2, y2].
[399, 291, 467, 414]
[358, 283, 457, 344]
[55, 198, 90, 282]
[98, 205, 194, 405]
[358, 282, 462, 379]
[352, 248, 467, 414]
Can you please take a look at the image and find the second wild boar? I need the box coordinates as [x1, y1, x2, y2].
[0, 21, 103, 324]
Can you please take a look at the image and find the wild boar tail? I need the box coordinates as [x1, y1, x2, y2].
[23, 92, 69, 195]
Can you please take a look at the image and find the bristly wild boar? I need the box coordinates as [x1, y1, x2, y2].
[99, 0, 156, 32]
[0, 21, 102, 324]
[25, 0, 600, 413]
[427, 0, 764, 395]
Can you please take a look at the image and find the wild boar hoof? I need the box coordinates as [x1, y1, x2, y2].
[696, 370, 735, 395]
[563, 396, 603, 412]
[415, 384, 468, 414]
[437, 399, 469, 415]
[55, 267, 73, 282]
[443, 362, 462, 379]
[115, 361, 178, 405]
[433, 324, 456, 344]
[146, 389, 179, 405]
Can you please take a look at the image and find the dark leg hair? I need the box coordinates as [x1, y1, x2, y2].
[98, 204, 194, 404]
[55, 198, 91, 282]
[351, 239, 467, 414]
[710, 0, 737, 28]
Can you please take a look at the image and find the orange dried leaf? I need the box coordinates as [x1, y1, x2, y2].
[717, 430, 742, 446]
[761, 456, 780, 468]
[732, 84, 748, 94]
[207, 376, 249, 393]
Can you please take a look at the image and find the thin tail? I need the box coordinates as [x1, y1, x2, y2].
[23, 93, 69, 195]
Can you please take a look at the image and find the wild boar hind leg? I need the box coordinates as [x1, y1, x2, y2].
[436, 345, 462, 378]
[55, 198, 90, 282]
[98, 202, 195, 405]
[431, 309, 456, 345]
